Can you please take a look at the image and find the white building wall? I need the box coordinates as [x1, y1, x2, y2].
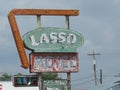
[0, 81, 38, 90]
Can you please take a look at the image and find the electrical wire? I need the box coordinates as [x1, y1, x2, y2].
[71, 74, 94, 81]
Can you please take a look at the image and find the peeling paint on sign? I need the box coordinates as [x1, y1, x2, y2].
[23, 27, 84, 52]
[29, 53, 79, 73]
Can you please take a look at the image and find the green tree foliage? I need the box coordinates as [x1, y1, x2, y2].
[15, 73, 23, 76]
[0, 72, 12, 81]
[42, 73, 58, 80]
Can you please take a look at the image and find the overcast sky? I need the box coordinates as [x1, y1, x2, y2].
[0, 0, 120, 89]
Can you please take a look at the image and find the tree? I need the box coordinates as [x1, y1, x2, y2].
[15, 73, 23, 76]
[42, 73, 58, 80]
[0, 72, 12, 81]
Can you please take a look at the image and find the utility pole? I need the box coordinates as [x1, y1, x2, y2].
[88, 51, 100, 86]
[100, 69, 102, 84]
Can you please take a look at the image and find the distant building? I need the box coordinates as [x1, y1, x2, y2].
[0, 81, 38, 90]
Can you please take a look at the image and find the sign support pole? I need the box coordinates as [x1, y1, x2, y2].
[37, 15, 41, 28]
[66, 16, 71, 90]
[67, 72, 71, 90]
[65, 16, 70, 29]
[37, 15, 43, 90]
[38, 73, 42, 90]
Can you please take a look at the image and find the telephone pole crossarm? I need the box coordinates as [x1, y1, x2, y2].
[88, 51, 100, 60]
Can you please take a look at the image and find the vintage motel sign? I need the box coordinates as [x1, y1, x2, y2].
[8, 9, 79, 69]
[13, 75, 38, 87]
[23, 27, 84, 52]
[29, 53, 79, 73]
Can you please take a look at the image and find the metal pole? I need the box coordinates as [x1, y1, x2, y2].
[100, 69, 102, 84]
[66, 16, 71, 90]
[93, 63, 97, 86]
[65, 16, 70, 29]
[38, 73, 42, 90]
[37, 15, 41, 28]
[67, 72, 71, 90]
[37, 15, 42, 90]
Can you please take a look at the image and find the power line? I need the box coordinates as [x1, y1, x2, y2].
[72, 79, 94, 86]
[71, 75, 93, 81]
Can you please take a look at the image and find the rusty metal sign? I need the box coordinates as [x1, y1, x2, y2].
[8, 9, 79, 69]
[29, 53, 79, 73]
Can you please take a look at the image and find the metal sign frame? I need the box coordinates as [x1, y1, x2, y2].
[8, 9, 79, 69]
